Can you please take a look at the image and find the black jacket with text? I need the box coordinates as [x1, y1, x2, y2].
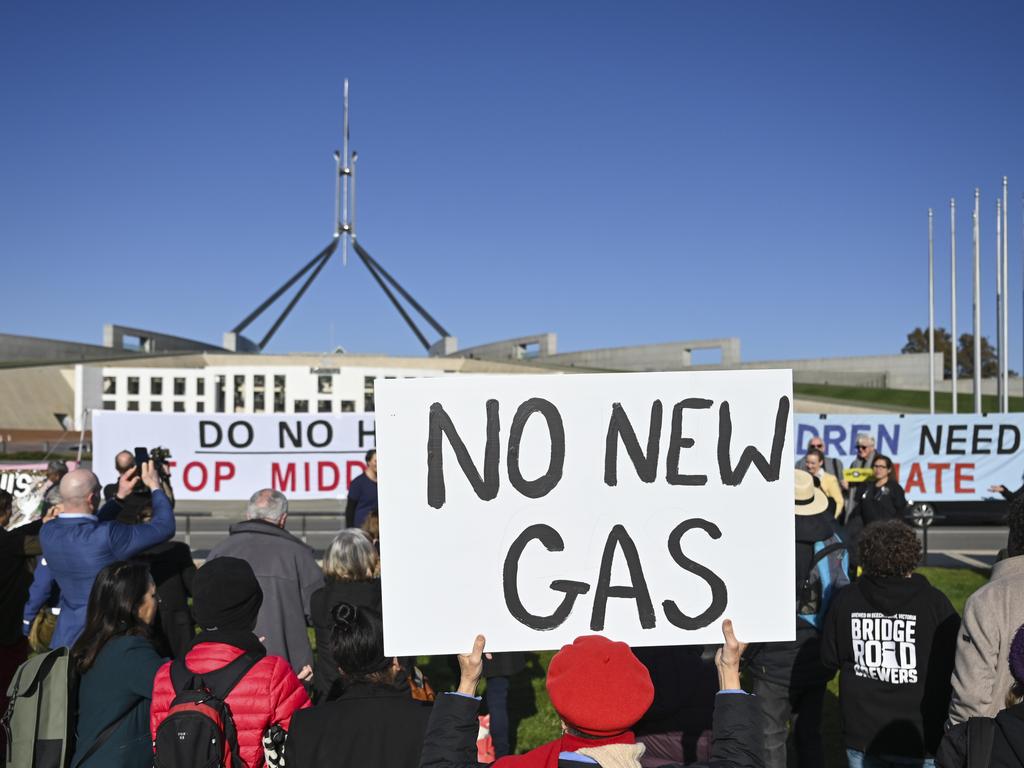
[821, 572, 959, 757]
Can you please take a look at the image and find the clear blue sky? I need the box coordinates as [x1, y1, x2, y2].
[2, 2, 1022, 367]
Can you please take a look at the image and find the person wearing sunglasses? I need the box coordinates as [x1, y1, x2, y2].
[851, 455, 909, 529]
[796, 438, 847, 492]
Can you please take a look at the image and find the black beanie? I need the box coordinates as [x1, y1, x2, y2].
[193, 557, 263, 631]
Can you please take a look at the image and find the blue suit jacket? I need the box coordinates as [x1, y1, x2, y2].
[40, 489, 175, 649]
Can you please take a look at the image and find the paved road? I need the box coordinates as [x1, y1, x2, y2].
[922, 525, 1007, 569]
[172, 497, 1009, 568]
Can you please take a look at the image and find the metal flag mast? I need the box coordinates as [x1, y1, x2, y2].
[973, 188, 982, 415]
[228, 80, 453, 353]
[928, 209, 935, 414]
[951, 198, 958, 414]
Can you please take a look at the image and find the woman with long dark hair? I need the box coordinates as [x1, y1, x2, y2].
[70, 560, 164, 768]
[286, 601, 432, 767]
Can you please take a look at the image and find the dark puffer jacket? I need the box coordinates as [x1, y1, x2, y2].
[937, 702, 1024, 767]
[150, 641, 310, 767]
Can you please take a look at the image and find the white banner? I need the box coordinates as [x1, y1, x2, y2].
[91, 411, 376, 500]
[376, 370, 795, 656]
[795, 413, 1024, 502]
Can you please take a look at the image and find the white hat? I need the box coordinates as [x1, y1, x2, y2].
[794, 469, 829, 516]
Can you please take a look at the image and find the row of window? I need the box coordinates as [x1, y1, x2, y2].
[103, 373, 347, 398]
[102, 399, 359, 413]
[104, 376, 206, 397]
[102, 374, 385, 413]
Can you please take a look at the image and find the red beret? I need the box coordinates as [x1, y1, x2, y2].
[545, 635, 654, 736]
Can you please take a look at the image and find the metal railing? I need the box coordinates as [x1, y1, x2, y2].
[172, 509, 343, 547]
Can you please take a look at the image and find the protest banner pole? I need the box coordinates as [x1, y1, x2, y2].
[951, 198, 958, 414]
[928, 209, 936, 414]
[997, 198, 1004, 410]
[973, 188, 982, 414]
[1003, 177, 1010, 411]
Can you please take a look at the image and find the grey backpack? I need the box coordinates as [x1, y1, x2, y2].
[2, 647, 76, 768]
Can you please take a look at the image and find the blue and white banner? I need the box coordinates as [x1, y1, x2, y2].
[794, 414, 1024, 502]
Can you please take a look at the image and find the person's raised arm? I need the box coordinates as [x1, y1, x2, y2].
[420, 635, 490, 768]
[709, 619, 764, 768]
[107, 462, 175, 558]
[96, 467, 139, 522]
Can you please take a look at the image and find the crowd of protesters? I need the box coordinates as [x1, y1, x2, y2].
[2, 436, 1024, 768]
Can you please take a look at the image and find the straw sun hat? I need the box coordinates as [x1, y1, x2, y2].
[794, 469, 829, 516]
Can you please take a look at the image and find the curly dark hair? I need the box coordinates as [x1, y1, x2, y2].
[858, 520, 921, 578]
[1008, 495, 1024, 558]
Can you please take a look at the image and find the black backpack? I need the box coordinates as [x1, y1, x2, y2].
[153, 651, 262, 768]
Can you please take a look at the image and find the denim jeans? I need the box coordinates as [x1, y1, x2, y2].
[751, 677, 826, 768]
[846, 749, 935, 768]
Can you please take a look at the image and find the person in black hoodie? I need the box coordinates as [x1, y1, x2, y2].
[745, 469, 849, 768]
[822, 520, 959, 768]
[938, 622, 1024, 766]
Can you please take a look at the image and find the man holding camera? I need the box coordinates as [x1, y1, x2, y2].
[103, 449, 196, 658]
[40, 462, 175, 648]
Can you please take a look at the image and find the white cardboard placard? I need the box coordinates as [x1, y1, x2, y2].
[377, 370, 795, 656]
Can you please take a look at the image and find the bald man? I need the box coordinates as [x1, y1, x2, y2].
[39, 462, 175, 648]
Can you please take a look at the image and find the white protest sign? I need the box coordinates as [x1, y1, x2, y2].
[376, 370, 795, 656]
[91, 411, 376, 500]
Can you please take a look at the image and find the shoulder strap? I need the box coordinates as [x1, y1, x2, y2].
[967, 717, 996, 767]
[807, 540, 847, 572]
[71, 701, 137, 768]
[171, 652, 263, 700]
[202, 652, 263, 701]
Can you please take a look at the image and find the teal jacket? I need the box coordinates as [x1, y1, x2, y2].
[72, 635, 166, 768]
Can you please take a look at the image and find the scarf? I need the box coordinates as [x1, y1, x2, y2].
[496, 731, 636, 768]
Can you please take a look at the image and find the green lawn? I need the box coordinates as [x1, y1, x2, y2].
[794, 382, 1023, 414]
[418, 566, 990, 762]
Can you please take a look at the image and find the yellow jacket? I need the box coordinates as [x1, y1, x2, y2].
[817, 471, 845, 518]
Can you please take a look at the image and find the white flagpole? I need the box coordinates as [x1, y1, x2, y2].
[997, 198, 1004, 409]
[973, 188, 982, 414]
[951, 198, 958, 414]
[1003, 177, 1010, 411]
[929, 209, 936, 414]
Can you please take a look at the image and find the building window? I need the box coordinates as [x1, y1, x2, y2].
[254, 391, 265, 413]
[173, 401, 185, 412]
[364, 376, 375, 412]
[215, 375, 225, 413]
[318, 400, 332, 413]
[294, 400, 309, 413]
[274, 375, 286, 413]
[196, 378, 206, 396]
[173, 377, 186, 396]
[127, 377, 139, 395]
[103, 377, 116, 395]
[151, 401, 162, 412]
[103, 400, 116, 410]
[318, 375, 333, 395]
[151, 378, 163, 396]
[254, 375, 265, 390]
[234, 375, 245, 412]
[341, 400, 355, 412]
[127, 400, 139, 411]
[196, 402, 205, 413]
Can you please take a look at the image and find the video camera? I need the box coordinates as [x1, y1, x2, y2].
[133, 446, 173, 486]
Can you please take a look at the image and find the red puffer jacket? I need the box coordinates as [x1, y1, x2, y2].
[150, 641, 310, 768]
